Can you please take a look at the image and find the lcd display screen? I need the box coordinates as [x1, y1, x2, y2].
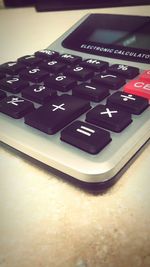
[88, 27, 150, 50]
[62, 14, 150, 63]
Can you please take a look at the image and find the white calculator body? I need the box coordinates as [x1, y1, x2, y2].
[0, 13, 150, 188]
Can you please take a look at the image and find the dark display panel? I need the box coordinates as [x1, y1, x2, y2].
[62, 14, 150, 63]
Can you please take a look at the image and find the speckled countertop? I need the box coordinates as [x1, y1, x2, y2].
[0, 5, 150, 267]
[0, 141, 150, 267]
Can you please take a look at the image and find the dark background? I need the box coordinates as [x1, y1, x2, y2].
[4, 0, 150, 11]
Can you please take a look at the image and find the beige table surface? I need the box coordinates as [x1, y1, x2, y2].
[0, 5, 150, 267]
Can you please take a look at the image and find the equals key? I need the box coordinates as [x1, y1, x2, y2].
[61, 120, 112, 154]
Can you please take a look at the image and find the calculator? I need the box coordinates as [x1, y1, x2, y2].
[0, 13, 150, 188]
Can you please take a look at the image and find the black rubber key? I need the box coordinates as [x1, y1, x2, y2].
[25, 95, 91, 134]
[44, 74, 76, 92]
[64, 65, 94, 81]
[107, 92, 149, 115]
[108, 64, 139, 79]
[72, 82, 109, 102]
[61, 120, 112, 154]
[0, 90, 7, 101]
[0, 73, 5, 80]
[81, 58, 108, 71]
[35, 49, 59, 60]
[0, 95, 35, 119]
[0, 61, 25, 75]
[39, 60, 66, 74]
[0, 77, 28, 93]
[22, 84, 57, 104]
[58, 54, 81, 65]
[86, 104, 132, 132]
[20, 67, 49, 83]
[92, 71, 126, 90]
[18, 55, 42, 66]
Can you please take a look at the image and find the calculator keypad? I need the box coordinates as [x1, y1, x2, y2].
[80, 59, 108, 71]
[0, 49, 149, 154]
[64, 65, 94, 81]
[92, 71, 126, 90]
[0, 90, 6, 101]
[0, 77, 29, 93]
[0, 61, 25, 75]
[58, 54, 82, 65]
[108, 64, 139, 79]
[86, 104, 132, 132]
[107, 91, 149, 115]
[139, 70, 150, 82]
[0, 95, 35, 119]
[25, 95, 91, 134]
[0, 73, 5, 80]
[61, 120, 111, 154]
[21, 84, 57, 104]
[34, 49, 59, 60]
[39, 60, 66, 74]
[124, 79, 150, 100]
[44, 74, 77, 92]
[20, 67, 49, 83]
[72, 83, 109, 102]
[18, 55, 42, 66]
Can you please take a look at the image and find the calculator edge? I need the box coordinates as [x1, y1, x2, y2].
[0, 113, 149, 184]
[0, 13, 150, 185]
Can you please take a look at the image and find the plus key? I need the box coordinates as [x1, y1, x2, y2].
[25, 95, 91, 134]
